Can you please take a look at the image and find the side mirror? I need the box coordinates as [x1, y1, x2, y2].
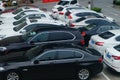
[33, 60, 39, 64]
[29, 41, 34, 45]
[20, 30, 26, 34]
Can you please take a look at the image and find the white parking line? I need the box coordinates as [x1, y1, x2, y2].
[101, 72, 111, 80]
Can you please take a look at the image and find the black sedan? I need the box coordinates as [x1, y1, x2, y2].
[78, 18, 120, 46]
[0, 44, 103, 80]
[0, 27, 84, 55]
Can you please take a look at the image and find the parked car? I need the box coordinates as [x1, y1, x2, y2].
[104, 44, 120, 72]
[54, 0, 79, 9]
[0, 10, 52, 24]
[0, 43, 103, 80]
[52, 0, 79, 19]
[0, 6, 41, 18]
[64, 9, 115, 24]
[56, 5, 87, 21]
[0, 27, 84, 55]
[78, 18, 120, 46]
[89, 30, 120, 55]
[0, 19, 66, 40]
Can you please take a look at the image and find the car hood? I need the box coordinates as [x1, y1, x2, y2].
[0, 35, 24, 46]
[0, 29, 21, 40]
[0, 61, 31, 71]
[0, 12, 14, 18]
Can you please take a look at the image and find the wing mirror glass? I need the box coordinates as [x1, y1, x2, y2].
[33, 60, 39, 64]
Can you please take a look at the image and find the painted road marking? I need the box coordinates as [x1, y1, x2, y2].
[101, 72, 111, 80]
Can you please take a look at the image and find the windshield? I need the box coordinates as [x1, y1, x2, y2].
[21, 31, 37, 41]
[25, 46, 43, 60]
[12, 8, 23, 14]
[58, 1, 69, 6]
[13, 21, 27, 31]
[114, 45, 120, 52]
[14, 12, 26, 20]
[13, 18, 26, 25]
[99, 31, 115, 39]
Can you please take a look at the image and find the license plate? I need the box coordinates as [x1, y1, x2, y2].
[106, 53, 111, 59]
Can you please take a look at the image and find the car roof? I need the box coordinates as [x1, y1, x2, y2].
[84, 18, 113, 24]
[72, 10, 98, 14]
[108, 29, 120, 35]
[31, 27, 78, 33]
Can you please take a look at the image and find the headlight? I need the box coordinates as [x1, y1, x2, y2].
[0, 47, 7, 51]
[0, 67, 5, 71]
[0, 35, 6, 39]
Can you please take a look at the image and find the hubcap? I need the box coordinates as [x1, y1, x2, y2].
[7, 72, 19, 80]
[78, 69, 89, 80]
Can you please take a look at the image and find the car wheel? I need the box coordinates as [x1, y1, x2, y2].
[77, 68, 91, 80]
[6, 71, 20, 80]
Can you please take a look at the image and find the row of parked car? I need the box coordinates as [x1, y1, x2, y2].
[0, 0, 119, 80]
[0, 2, 103, 80]
[51, 0, 120, 73]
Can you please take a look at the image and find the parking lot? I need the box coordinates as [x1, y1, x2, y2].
[33, 0, 120, 80]
[0, 0, 120, 80]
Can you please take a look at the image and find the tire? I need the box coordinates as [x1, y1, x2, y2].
[77, 68, 91, 80]
[5, 71, 21, 80]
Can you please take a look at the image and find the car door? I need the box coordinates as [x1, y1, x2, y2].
[48, 31, 74, 44]
[53, 49, 76, 78]
[21, 50, 57, 80]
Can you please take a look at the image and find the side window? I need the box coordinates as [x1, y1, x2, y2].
[32, 32, 49, 42]
[41, 14, 46, 18]
[38, 51, 57, 61]
[48, 32, 74, 41]
[24, 24, 37, 32]
[71, 0, 77, 4]
[74, 51, 83, 58]
[57, 50, 74, 59]
[115, 36, 120, 41]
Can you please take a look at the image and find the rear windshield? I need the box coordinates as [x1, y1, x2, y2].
[76, 12, 103, 18]
[58, 1, 69, 6]
[99, 31, 115, 39]
[114, 45, 120, 52]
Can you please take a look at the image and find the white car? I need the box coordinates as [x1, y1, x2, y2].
[0, 10, 52, 23]
[56, 5, 87, 21]
[0, 6, 41, 18]
[89, 30, 120, 55]
[0, 0, 5, 11]
[68, 18, 114, 28]
[52, 0, 79, 18]
[0, 19, 66, 40]
[54, 0, 79, 9]
[64, 9, 115, 24]
[104, 44, 120, 72]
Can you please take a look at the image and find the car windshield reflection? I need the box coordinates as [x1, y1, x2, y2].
[14, 12, 26, 20]
[13, 21, 27, 31]
[12, 8, 23, 15]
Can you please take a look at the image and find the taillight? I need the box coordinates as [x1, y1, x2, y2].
[70, 23, 75, 27]
[68, 14, 72, 19]
[112, 55, 120, 60]
[98, 57, 103, 63]
[81, 32, 86, 36]
[59, 12, 64, 15]
[80, 39, 85, 45]
[95, 42, 104, 46]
